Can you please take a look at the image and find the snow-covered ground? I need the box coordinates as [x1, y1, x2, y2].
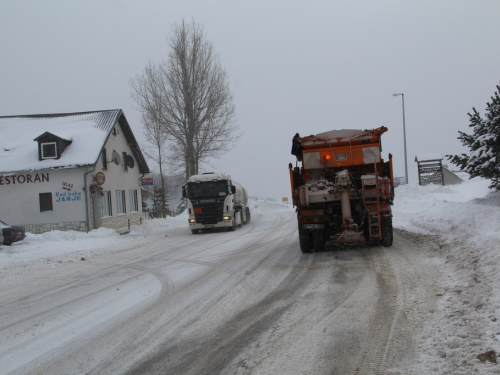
[0, 198, 288, 267]
[1, 183, 499, 373]
[393, 178, 500, 373]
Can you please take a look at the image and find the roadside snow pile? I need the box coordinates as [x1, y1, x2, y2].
[0, 198, 291, 266]
[393, 178, 498, 245]
[129, 212, 187, 235]
[0, 214, 187, 266]
[0, 227, 121, 265]
[394, 178, 500, 373]
[250, 198, 294, 212]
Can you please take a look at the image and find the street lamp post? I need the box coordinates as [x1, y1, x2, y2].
[393, 93, 408, 184]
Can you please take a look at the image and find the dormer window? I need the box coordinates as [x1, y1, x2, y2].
[34, 132, 72, 161]
[41, 142, 57, 159]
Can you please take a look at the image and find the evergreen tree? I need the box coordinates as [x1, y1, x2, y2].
[448, 84, 500, 190]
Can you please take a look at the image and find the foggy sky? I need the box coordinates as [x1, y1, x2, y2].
[1, 0, 499, 201]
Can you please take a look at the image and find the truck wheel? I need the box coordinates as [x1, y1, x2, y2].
[228, 219, 236, 231]
[238, 211, 243, 228]
[191, 229, 199, 234]
[381, 218, 393, 247]
[245, 207, 251, 224]
[298, 227, 313, 253]
[312, 230, 326, 252]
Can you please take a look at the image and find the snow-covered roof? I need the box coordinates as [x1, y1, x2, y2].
[415, 153, 443, 162]
[315, 129, 365, 139]
[298, 127, 387, 150]
[0, 110, 149, 174]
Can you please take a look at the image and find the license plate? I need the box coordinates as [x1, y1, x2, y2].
[303, 224, 324, 229]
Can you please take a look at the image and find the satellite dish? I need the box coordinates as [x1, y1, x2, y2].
[126, 154, 135, 169]
[111, 150, 121, 165]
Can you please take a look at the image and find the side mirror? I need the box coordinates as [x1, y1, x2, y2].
[231, 186, 236, 194]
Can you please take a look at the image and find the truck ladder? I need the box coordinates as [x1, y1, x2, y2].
[362, 165, 382, 241]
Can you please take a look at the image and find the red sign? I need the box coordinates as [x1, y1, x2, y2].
[141, 178, 154, 186]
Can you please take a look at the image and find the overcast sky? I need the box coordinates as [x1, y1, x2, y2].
[1, 0, 499, 201]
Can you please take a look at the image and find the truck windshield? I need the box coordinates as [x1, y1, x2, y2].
[187, 181, 228, 199]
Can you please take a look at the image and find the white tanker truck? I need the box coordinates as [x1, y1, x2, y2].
[182, 172, 251, 234]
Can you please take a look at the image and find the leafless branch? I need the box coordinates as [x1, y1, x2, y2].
[130, 18, 239, 180]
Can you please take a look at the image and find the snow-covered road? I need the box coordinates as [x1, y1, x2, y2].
[1, 180, 500, 374]
[0, 209, 434, 374]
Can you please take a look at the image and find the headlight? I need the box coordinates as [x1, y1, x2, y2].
[223, 215, 231, 220]
[189, 219, 196, 223]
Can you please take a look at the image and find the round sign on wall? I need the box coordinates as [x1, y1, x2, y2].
[95, 172, 106, 185]
[126, 155, 135, 169]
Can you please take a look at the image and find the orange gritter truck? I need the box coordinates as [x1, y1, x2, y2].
[289, 126, 395, 253]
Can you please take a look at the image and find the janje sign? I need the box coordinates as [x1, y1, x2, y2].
[55, 191, 82, 202]
[0, 172, 49, 185]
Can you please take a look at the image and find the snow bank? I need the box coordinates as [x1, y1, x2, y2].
[249, 198, 294, 212]
[0, 213, 187, 266]
[393, 178, 497, 245]
[129, 212, 187, 235]
[394, 178, 500, 373]
[0, 198, 292, 265]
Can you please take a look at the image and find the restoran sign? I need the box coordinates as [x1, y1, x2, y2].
[0, 172, 50, 185]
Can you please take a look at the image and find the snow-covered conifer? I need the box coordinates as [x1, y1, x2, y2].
[448, 84, 500, 189]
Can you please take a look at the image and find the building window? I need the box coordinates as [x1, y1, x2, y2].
[116, 190, 126, 214]
[129, 190, 138, 212]
[39, 192, 53, 212]
[102, 148, 107, 170]
[41, 142, 57, 159]
[101, 191, 112, 217]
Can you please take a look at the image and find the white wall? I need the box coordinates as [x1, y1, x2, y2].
[0, 168, 87, 226]
[86, 120, 144, 229]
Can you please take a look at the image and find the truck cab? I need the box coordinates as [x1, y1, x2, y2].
[182, 172, 250, 234]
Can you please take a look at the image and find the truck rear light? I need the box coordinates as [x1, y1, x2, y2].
[300, 216, 322, 224]
[301, 209, 324, 216]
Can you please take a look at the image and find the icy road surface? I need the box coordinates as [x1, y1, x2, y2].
[0, 210, 444, 375]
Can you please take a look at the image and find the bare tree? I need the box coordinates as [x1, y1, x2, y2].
[131, 19, 239, 180]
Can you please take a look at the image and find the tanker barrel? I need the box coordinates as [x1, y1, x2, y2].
[232, 181, 248, 206]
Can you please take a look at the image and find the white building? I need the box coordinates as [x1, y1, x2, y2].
[0, 110, 150, 233]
